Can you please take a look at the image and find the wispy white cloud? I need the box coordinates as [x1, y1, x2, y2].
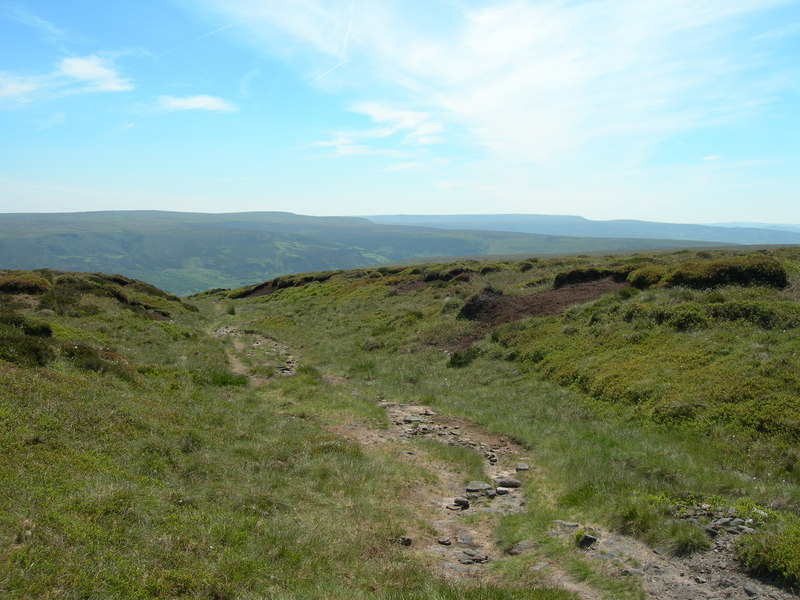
[313, 102, 443, 156]
[58, 56, 133, 92]
[1, 4, 69, 43]
[36, 112, 66, 130]
[0, 74, 42, 101]
[0, 54, 132, 107]
[156, 95, 238, 112]
[381, 162, 424, 172]
[191, 0, 795, 165]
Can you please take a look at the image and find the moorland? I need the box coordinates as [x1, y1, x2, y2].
[0, 211, 730, 296]
[2, 246, 800, 599]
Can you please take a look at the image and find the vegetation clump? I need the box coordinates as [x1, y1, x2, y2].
[0, 271, 52, 294]
[627, 255, 788, 289]
[736, 519, 800, 586]
[552, 265, 635, 288]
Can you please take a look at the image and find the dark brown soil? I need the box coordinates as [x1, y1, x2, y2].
[244, 282, 279, 298]
[461, 278, 628, 326]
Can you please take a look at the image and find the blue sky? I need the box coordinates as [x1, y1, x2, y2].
[1, 0, 798, 223]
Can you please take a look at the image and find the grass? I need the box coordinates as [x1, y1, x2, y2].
[415, 439, 487, 484]
[0, 273, 572, 599]
[5, 247, 800, 597]
[210, 247, 800, 585]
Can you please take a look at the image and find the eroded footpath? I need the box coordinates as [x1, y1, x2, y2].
[218, 324, 797, 600]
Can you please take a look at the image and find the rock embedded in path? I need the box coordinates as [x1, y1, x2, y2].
[404, 416, 425, 424]
[453, 497, 470, 509]
[508, 540, 535, 556]
[553, 520, 580, 528]
[465, 481, 493, 492]
[437, 537, 451, 546]
[577, 533, 598, 548]
[515, 463, 530, 471]
[456, 533, 474, 545]
[494, 477, 521, 488]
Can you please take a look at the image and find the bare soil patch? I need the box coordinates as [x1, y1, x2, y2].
[460, 278, 628, 327]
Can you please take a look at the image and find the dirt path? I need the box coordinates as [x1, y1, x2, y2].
[213, 325, 298, 383]
[335, 399, 797, 600]
[214, 324, 797, 600]
[332, 401, 604, 599]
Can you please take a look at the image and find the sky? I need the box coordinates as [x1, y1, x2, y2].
[1, 0, 798, 223]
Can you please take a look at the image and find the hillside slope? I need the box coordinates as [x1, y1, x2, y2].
[368, 214, 800, 245]
[3, 247, 800, 598]
[0, 211, 724, 295]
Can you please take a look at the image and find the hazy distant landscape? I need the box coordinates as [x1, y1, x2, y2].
[0, 211, 732, 295]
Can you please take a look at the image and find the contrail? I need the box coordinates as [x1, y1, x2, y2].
[310, 59, 348, 84]
[339, 0, 356, 59]
[157, 19, 244, 58]
[312, 0, 356, 84]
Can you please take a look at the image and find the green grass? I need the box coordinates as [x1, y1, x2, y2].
[5, 247, 800, 596]
[211, 247, 800, 584]
[0, 273, 573, 599]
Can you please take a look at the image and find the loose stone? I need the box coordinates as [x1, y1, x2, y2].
[438, 537, 452, 546]
[494, 477, 521, 488]
[453, 497, 470, 509]
[465, 481, 493, 492]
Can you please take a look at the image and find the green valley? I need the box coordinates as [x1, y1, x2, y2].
[0, 211, 726, 296]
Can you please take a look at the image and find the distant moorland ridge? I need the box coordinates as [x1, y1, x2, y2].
[0, 211, 728, 295]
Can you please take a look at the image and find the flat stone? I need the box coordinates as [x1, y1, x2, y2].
[462, 548, 478, 557]
[495, 487, 510, 496]
[743, 584, 758, 597]
[437, 537, 451, 546]
[577, 533, 598, 548]
[494, 477, 521, 488]
[515, 463, 530, 471]
[508, 540, 535, 556]
[465, 481, 493, 492]
[404, 416, 425, 423]
[553, 520, 580, 528]
[456, 534, 474, 545]
[453, 497, 470, 509]
[739, 526, 757, 535]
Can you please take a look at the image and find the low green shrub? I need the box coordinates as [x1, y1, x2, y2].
[208, 370, 249, 386]
[448, 347, 479, 368]
[665, 256, 787, 289]
[628, 266, 667, 289]
[0, 272, 52, 294]
[553, 265, 635, 288]
[0, 328, 54, 366]
[735, 518, 800, 585]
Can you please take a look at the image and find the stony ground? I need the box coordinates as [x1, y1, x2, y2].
[219, 323, 798, 600]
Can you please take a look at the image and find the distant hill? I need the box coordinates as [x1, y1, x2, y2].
[367, 214, 800, 245]
[0, 211, 725, 295]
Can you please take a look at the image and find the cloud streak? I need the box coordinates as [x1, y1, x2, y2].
[192, 0, 796, 165]
[0, 54, 132, 107]
[156, 95, 237, 112]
